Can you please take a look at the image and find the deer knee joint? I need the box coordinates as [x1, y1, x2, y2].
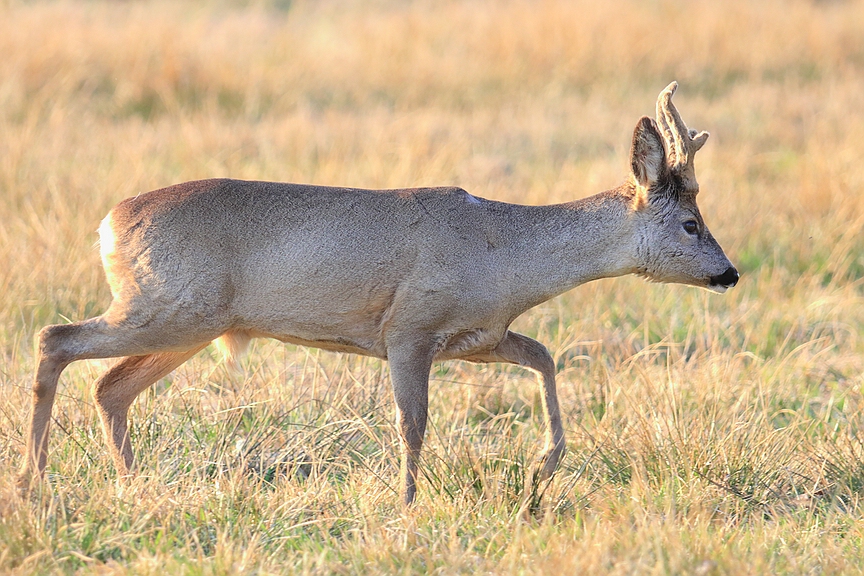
[535, 348, 554, 376]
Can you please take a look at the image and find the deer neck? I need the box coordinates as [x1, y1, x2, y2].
[506, 187, 640, 309]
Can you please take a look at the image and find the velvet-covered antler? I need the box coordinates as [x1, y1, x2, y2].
[655, 81, 708, 189]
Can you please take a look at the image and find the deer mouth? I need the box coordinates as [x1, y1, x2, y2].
[707, 266, 739, 293]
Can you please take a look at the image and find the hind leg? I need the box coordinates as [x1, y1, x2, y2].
[18, 328, 72, 486]
[18, 316, 216, 487]
[94, 346, 208, 475]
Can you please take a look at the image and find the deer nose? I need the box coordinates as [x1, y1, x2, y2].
[710, 266, 739, 288]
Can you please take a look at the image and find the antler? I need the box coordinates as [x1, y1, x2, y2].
[655, 82, 708, 185]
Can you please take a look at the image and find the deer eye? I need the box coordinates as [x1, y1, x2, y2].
[682, 220, 699, 235]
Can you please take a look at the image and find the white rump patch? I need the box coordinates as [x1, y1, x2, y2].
[98, 213, 116, 262]
[98, 212, 123, 300]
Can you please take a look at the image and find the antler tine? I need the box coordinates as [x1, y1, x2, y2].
[655, 81, 684, 167]
[655, 81, 709, 171]
[689, 128, 709, 153]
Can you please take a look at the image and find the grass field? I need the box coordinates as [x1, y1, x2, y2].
[2, 0, 864, 573]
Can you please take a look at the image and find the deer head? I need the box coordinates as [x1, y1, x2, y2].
[629, 82, 738, 293]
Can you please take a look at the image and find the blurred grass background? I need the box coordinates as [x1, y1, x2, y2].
[1, 0, 864, 573]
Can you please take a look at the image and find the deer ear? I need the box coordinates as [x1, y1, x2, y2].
[630, 116, 667, 188]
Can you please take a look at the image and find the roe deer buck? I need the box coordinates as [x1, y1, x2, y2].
[19, 82, 737, 504]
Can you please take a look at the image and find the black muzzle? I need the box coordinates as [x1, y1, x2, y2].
[710, 266, 739, 288]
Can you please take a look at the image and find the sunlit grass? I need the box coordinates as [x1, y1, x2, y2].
[2, 0, 864, 573]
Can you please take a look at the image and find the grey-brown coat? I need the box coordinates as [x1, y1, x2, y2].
[19, 82, 738, 504]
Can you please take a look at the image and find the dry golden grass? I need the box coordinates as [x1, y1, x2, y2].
[2, 0, 864, 573]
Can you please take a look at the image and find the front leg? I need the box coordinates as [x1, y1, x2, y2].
[386, 335, 435, 505]
[465, 331, 565, 480]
